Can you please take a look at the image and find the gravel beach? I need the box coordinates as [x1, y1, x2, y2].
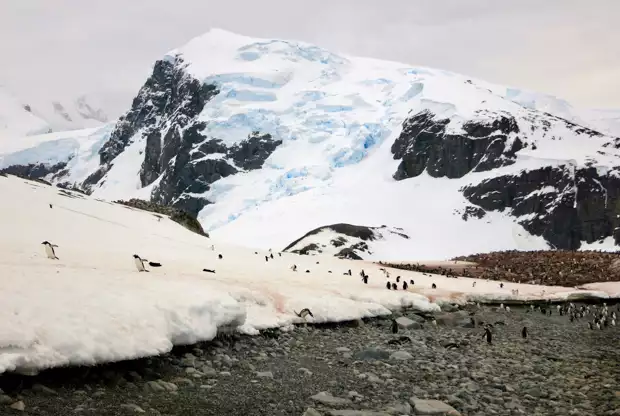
[1, 303, 618, 416]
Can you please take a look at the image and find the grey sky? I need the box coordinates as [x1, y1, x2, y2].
[1, 0, 618, 116]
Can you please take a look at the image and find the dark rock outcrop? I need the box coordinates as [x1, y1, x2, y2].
[81, 55, 282, 216]
[283, 224, 409, 259]
[83, 56, 219, 191]
[391, 110, 522, 180]
[114, 198, 208, 237]
[0, 162, 67, 181]
[462, 165, 620, 249]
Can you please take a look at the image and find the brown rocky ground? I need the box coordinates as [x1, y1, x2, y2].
[378, 250, 620, 287]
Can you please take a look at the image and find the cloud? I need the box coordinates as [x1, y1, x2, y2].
[0, 0, 618, 114]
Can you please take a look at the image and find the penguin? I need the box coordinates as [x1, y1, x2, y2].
[391, 282, 397, 290]
[49, 204, 53, 209]
[500, 283, 504, 288]
[403, 281, 408, 290]
[210, 245, 215, 251]
[270, 253, 274, 259]
[202, 268, 216, 273]
[484, 327, 492, 344]
[432, 283, 437, 289]
[396, 276, 400, 283]
[362, 275, 369, 284]
[41, 241, 59, 260]
[265, 256, 269, 262]
[500, 303, 505, 310]
[295, 308, 314, 320]
[348, 269, 352, 276]
[391, 319, 398, 334]
[521, 326, 528, 339]
[278, 253, 282, 257]
[472, 281, 476, 288]
[506, 306, 511, 313]
[291, 264, 297, 271]
[410, 279, 414, 285]
[218, 254, 223, 259]
[305, 269, 310, 273]
[386, 281, 391, 290]
[133, 254, 148, 272]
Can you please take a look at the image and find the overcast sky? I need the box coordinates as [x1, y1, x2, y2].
[1, 0, 619, 115]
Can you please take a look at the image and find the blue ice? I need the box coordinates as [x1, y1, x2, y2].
[225, 89, 277, 102]
[204, 74, 287, 89]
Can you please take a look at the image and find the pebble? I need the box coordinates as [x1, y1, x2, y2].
[311, 391, 352, 407]
[9, 401, 25, 411]
[120, 403, 146, 413]
[256, 371, 274, 378]
[298, 367, 314, 376]
[389, 351, 413, 360]
[411, 398, 461, 415]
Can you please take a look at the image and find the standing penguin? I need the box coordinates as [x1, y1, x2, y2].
[521, 326, 528, 339]
[391, 319, 398, 334]
[386, 281, 391, 290]
[403, 281, 408, 290]
[218, 254, 223, 259]
[391, 282, 398, 290]
[396, 276, 400, 283]
[410, 279, 414, 285]
[270, 253, 274, 259]
[265, 255, 269, 262]
[432, 283, 437, 289]
[362, 275, 369, 284]
[484, 327, 492, 344]
[41, 241, 59, 260]
[133, 254, 149, 272]
[291, 264, 297, 271]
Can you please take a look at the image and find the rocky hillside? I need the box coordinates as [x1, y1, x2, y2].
[283, 224, 410, 260]
[1, 29, 620, 258]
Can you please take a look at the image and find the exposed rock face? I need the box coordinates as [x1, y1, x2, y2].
[83, 56, 219, 191]
[462, 165, 620, 249]
[81, 56, 282, 216]
[391, 110, 522, 180]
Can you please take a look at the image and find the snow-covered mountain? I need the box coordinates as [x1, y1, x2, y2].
[0, 87, 52, 138]
[2, 28, 620, 259]
[0, 87, 110, 139]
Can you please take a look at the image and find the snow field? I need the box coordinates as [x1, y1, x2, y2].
[0, 175, 617, 374]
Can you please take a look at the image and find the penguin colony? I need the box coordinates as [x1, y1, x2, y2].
[38, 227, 619, 334]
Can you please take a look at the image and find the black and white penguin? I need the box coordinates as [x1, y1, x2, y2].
[432, 283, 437, 289]
[305, 269, 310, 273]
[386, 281, 391, 290]
[391, 282, 397, 290]
[295, 308, 314, 320]
[291, 264, 297, 271]
[41, 241, 59, 260]
[410, 279, 414, 285]
[218, 254, 223, 259]
[391, 319, 398, 334]
[278, 253, 282, 257]
[49, 204, 53, 209]
[500, 283, 504, 288]
[133, 254, 149, 272]
[265, 256, 269, 262]
[348, 269, 352, 276]
[270, 253, 274, 259]
[521, 326, 528, 339]
[202, 268, 216, 273]
[472, 281, 476, 288]
[403, 281, 408, 290]
[484, 327, 492, 344]
[362, 275, 369, 284]
[396, 276, 400, 283]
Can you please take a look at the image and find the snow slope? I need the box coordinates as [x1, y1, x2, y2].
[0, 87, 51, 139]
[0, 174, 617, 374]
[1, 29, 620, 259]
